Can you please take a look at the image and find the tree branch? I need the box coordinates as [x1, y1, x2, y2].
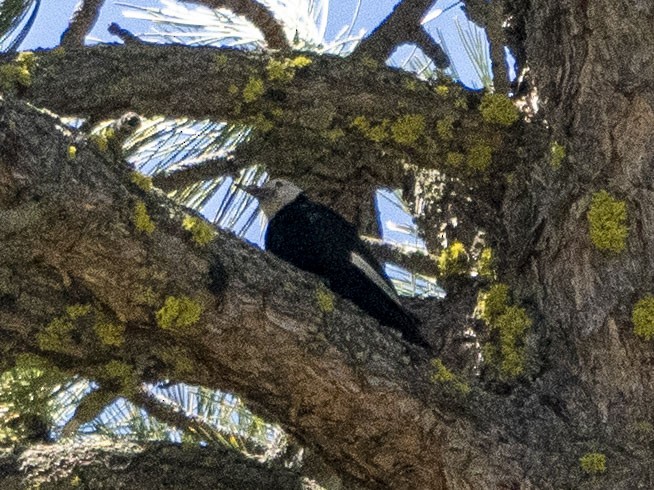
[151, 156, 245, 192]
[352, 0, 448, 67]
[363, 237, 440, 277]
[59, 0, 105, 48]
[183, 0, 289, 50]
[1, 439, 311, 488]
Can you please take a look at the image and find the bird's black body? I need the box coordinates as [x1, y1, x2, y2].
[264, 193, 428, 347]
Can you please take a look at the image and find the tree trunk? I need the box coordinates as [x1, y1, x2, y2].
[1, 0, 654, 488]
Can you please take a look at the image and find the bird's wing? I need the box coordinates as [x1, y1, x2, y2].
[299, 199, 401, 300]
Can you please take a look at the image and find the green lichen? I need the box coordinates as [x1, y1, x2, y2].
[266, 59, 295, 83]
[436, 116, 455, 140]
[322, 128, 345, 142]
[182, 215, 215, 246]
[403, 78, 418, 91]
[157, 346, 195, 376]
[133, 200, 155, 234]
[476, 284, 532, 378]
[37, 316, 75, 354]
[494, 306, 532, 377]
[587, 190, 628, 253]
[466, 143, 493, 172]
[214, 53, 228, 68]
[130, 171, 153, 192]
[68, 145, 77, 160]
[360, 56, 379, 70]
[243, 77, 264, 103]
[476, 283, 510, 324]
[0, 51, 36, 92]
[479, 93, 519, 126]
[94, 321, 125, 347]
[89, 125, 118, 154]
[390, 114, 425, 146]
[228, 84, 239, 96]
[476, 247, 495, 279]
[66, 304, 92, 320]
[351, 116, 389, 143]
[430, 358, 470, 395]
[156, 296, 203, 333]
[249, 113, 274, 132]
[316, 285, 335, 313]
[437, 241, 468, 277]
[579, 452, 606, 475]
[632, 295, 654, 341]
[550, 141, 566, 169]
[434, 85, 449, 96]
[446, 152, 464, 167]
[134, 286, 159, 307]
[99, 360, 137, 393]
[266, 55, 311, 84]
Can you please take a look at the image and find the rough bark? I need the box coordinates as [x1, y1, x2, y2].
[1, 0, 653, 488]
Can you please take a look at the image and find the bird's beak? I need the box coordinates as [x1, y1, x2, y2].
[234, 183, 272, 200]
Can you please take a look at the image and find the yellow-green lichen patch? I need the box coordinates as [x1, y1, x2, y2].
[476, 284, 532, 379]
[156, 346, 195, 376]
[466, 143, 493, 172]
[94, 321, 125, 347]
[550, 141, 566, 169]
[351, 116, 389, 143]
[243, 77, 264, 103]
[476, 283, 510, 323]
[98, 360, 137, 393]
[587, 190, 628, 253]
[156, 296, 203, 333]
[266, 55, 312, 84]
[316, 285, 335, 313]
[37, 316, 75, 354]
[249, 113, 274, 133]
[322, 128, 345, 142]
[130, 172, 153, 192]
[579, 452, 606, 475]
[632, 295, 654, 340]
[494, 306, 532, 377]
[182, 215, 216, 246]
[390, 114, 425, 146]
[66, 303, 92, 320]
[437, 241, 469, 277]
[0, 51, 36, 92]
[479, 93, 519, 126]
[446, 152, 464, 167]
[133, 200, 155, 234]
[434, 85, 449, 97]
[436, 116, 455, 140]
[134, 286, 159, 307]
[430, 358, 470, 395]
[68, 145, 77, 160]
[476, 247, 495, 280]
[228, 84, 239, 96]
[360, 56, 379, 70]
[213, 53, 228, 68]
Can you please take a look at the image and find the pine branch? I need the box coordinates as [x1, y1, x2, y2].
[464, 0, 510, 93]
[183, 0, 289, 50]
[151, 155, 245, 192]
[351, 0, 448, 67]
[59, 0, 105, 48]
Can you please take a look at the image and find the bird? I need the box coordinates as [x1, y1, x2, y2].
[241, 178, 429, 348]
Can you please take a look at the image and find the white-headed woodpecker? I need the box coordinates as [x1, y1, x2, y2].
[243, 179, 428, 348]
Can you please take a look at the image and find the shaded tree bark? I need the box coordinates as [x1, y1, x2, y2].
[1, 0, 654, 488]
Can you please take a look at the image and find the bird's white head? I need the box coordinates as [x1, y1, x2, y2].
[242, 179, 303, 218]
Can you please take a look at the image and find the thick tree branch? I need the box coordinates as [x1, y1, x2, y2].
[352, 0, 448, 67]
[59, 0, 105, 48]
[183, 0, 289, 50]
[1, 439, 312, 488]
